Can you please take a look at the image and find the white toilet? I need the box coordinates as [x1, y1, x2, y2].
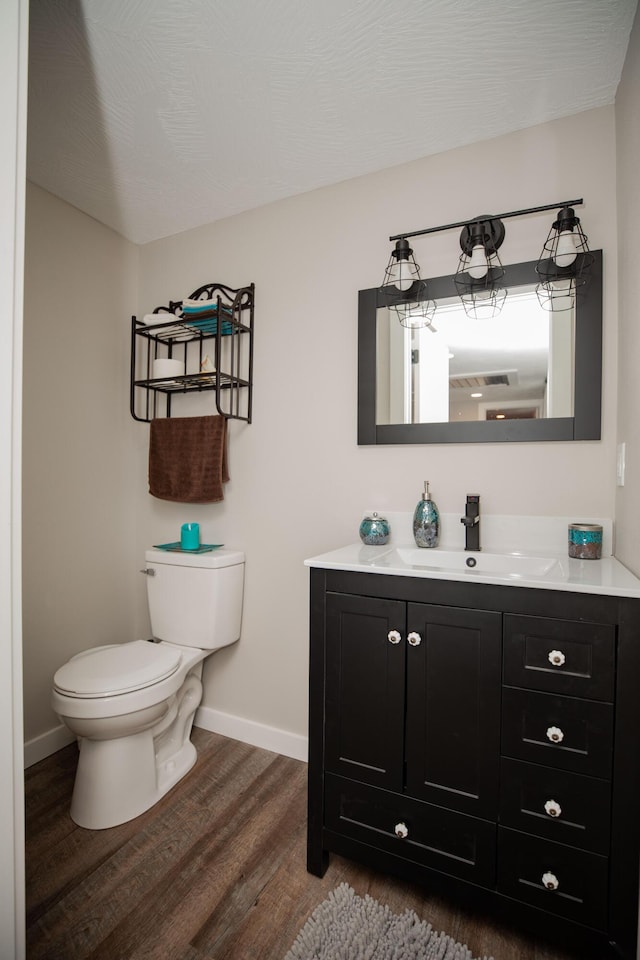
[51, 547, 244, 830]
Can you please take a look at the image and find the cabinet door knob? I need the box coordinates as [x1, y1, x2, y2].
[548, 649, 566, 667]
[542, 871, 559, 891]
[544, 799, 562, 818]
[407, 632, 422, 647]
[388, 630, 402, 645]
[546, 725, 564, 743]
[394, 821, 409, 839]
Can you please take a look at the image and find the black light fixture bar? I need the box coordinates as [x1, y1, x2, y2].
[389, 198, 583, 242]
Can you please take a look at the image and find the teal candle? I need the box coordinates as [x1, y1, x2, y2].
[180, 522, 200, 550]
[568, 522, 602, 560]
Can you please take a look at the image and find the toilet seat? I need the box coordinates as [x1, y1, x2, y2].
[53, 640, 182, 698]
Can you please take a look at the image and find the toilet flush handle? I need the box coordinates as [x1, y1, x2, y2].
[139, 568, 156, 576]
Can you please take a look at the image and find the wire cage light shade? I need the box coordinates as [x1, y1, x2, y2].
[455, 279, 507, 320]
[453, 217, 506, 318]
[380, 240, 437, 328]
[390, 293, 437, 329]
[381, 238, 421, 293]
[535, 206, 594, 311]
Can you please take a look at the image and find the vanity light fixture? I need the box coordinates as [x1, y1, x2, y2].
[382, 197, 588, 321]
[380, 238, 436, 328]
[535, 206, 594, 311]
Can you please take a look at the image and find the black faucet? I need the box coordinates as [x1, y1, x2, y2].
[461, 495, 480, 551]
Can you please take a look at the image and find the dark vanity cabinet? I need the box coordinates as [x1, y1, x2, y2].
[308, 568, 640, 959]
[323, 594, 501, 886]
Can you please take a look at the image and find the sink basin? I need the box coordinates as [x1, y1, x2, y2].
[394, 548, 567, 580]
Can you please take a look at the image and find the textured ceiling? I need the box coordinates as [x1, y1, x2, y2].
[27, 0, 637, 245]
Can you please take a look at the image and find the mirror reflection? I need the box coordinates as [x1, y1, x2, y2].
[358, 251, 602, 444]
[376, 286, 574, 426]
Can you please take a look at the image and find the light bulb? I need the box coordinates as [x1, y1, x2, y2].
[467, 244, 489, 279]
[389, 258, 418, 291]
[554, 230, 578, 268]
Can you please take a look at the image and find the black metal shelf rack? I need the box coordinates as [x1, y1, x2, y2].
[130, 281, 254, 423]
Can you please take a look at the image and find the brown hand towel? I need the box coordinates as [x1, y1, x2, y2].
[149, 415, 229, 503]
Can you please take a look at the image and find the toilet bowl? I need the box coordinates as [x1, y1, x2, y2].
[52, 547, 244, 829]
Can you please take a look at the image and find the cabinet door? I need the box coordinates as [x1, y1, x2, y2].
[325, 593, 406, 791]
[405, 603, 502, 818]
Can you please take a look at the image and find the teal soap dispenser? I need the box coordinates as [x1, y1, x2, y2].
[413, 481, 440, 548]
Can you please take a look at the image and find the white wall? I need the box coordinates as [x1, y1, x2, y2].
[615, 8, 640, 577]
[135, 106, 619, 744]
[22, 184, 139, 752]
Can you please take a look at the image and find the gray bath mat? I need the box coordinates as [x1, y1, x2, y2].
[284, 883, 494, 960]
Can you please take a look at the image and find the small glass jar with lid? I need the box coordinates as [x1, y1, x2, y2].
[359, 512, 390, 545]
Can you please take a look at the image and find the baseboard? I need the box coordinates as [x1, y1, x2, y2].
[195, 705, 308, 763]
[24, 710, 308, 768]
[24, 724, 75, 768]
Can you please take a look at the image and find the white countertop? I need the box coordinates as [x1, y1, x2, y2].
[305, 542, 640, 598]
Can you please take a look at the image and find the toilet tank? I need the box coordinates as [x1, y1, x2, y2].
[144, 548, 245, 650]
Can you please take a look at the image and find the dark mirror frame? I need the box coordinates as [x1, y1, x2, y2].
[358, 250, 602, 444]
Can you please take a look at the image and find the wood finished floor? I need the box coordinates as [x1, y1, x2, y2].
[26, 729, 585, 960]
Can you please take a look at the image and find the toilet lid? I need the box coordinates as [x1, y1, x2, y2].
[53, 640, 182, 698]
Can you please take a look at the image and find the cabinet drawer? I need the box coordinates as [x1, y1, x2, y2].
[501, 687, 613, 778]
[503, 615, 615, 701]
[325, 774, 496, 887]
[499, 758, 611, 854]
[497, 827, 608, 930]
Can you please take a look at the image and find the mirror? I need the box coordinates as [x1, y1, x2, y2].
[358, 252, 602, 444]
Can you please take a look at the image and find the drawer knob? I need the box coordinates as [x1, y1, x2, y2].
[394, 821, 409, 839]
[542, 870, 559, 891]
[388, 630, 402, 645]
[407, 632, 422, 647]
[548, 649, 566, 667]
[544, 799, 562, 818]
[546, 725, 564, 744]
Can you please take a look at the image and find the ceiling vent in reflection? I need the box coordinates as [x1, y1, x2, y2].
[449, 370, 518, 390]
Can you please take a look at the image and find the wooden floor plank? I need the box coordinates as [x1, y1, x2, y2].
[86, 755, 307, 960]
[198, 819, 313, 960]
[27, 738, 277, 959]
[25, 729, 587, 960]
[25, 728, 224, 924]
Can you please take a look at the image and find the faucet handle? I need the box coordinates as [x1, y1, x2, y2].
[463, 494, 480, 519]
